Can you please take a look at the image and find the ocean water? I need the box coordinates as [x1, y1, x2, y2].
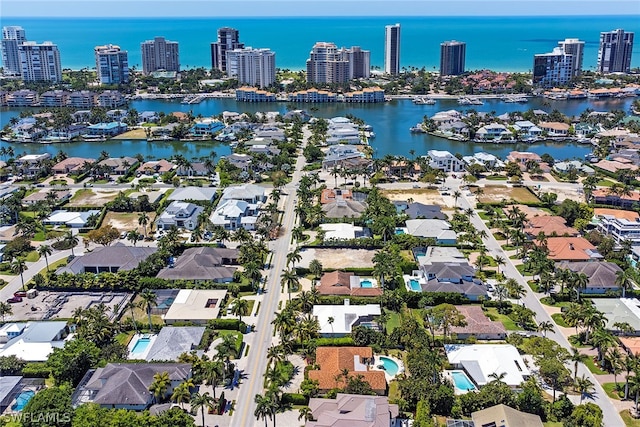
[2, 16, 639, 71]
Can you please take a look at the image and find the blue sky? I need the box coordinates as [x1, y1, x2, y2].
[3, 0, 640, 17]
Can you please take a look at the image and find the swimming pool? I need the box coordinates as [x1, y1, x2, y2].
[12, 390, 35, 411]
[379, 356, 400, 376]
[395, 228, 405, 235]
[131, 337, 151, 354]
[360, 280, 374, 288]
[409, 279, 422, 292]
[451, 371, 476, 391]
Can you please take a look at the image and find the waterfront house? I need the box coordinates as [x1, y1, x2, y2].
[445, 344, 530, 388]
[235, 87, 277, 102]
[537, 237, 602, 262]
[308, 347, 387, 394]
[475, 123, 513, 141]
[68, 91, 97, 108]
[288, 88, 337, 103]
[139, 111, 159, 123]
[343, 87, 386, 103]
[539, 121, 570, 136]
[97, 90, 126, 107]
[86, 122, 128, 137]
[557, 261, 622, 294]
[156, 247, 238, 283]
[307, 394, 399, 427]
[513, 120, 543, 139]
[73, 363, 192, 410]
[426, 150, 465, 172]
[57, 243, 157, 274]
[6, 90, 38, 107]
[156, 201, 203, 231]
[313, 301, 381, 337]
[98, 156, 137, 175]
[210, 199, 261, 231]
[190, 119, 225, 137]
[40, 90, 70, 107]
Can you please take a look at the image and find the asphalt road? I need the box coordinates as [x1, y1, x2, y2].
[455, 183, 625, 427]
[232, 140, 307, 427]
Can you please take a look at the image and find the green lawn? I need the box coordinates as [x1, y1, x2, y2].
[602, 382, 624, 400]
[597, 179, 616, 187]
[516, 264, 533, 275]
[527, 280, 540, 293]
[115, 331, 135, 346]
[485, 175, 507, 181]
[539, 297, 572, 308]
[620, 410, 640, 427]
[543, 422, 563, 427]
[478, 211, 493, 220]
[551, 313, 568, 327]
[583, 357, 607, 375]
[387, 312, 401, 333]
[388, 380, 401, 402]
[33, 258, 68, 279]
[485, 307, 519, 330]
[25, 250, 40, 262]
[501, 244, 519, 251]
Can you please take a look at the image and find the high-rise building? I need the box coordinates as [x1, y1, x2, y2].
[533, 37, 585, 87]
[384, 23, 401, 75]
[140, 36, 179, 75]
[226, 47, 276, 88]
[211, 27, 244, 72]
[306, 42, 349, 84]
[1, 26, 27, 76]
[558, 38, 584, 76]
[597, 29, 634, 74]
[95, 44, 129, 85]
[440, 41, 466, 76]
[343, 46, 370, 79]
[18, 41, 62, 82]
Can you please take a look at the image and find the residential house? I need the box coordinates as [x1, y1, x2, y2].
[592, 298, 640, 335]
[322, 145, 363, 169]
[462, 152, 505, 169]
[539, 121, 570, 136]
[52, 157, 94, 174]
[471, 404, 543, 427]
[450, 306, 507, 340]
[141, 326, 206, 361]
[6, 90, 38, 107]
[157, 247, 238, 283]
[593, 189, 640, 209]
[320, 189, 367, 219]
[85, 122, 128, 136]
[513, 120, 543, 139]
[43, 209, 101, 228]
[553, 160, 595, 175]
[167, 187, 217, 202]
[16, 153, 51, 177]
[414, 246, 467, 265]
[136, 160, 175, 175]
[190, 119, 225, 137]
[68, 91, 96, 108]
[593, 159, 638, 175]
[156, 201, 204, 231]
[225, 153, 252, 171]
[475, 123, 513, 141]
[312, 301, 381, 337]
[57, 243, 157, 274]
[73, 363, 191, 410]
[0, 376, 23, 413]
[557, 261, 623, 294]
[523, 215, 579, 237]
[306, 394, 399, 427]
[317, 271, 383, 297]
[139, 111, 159, 123]
[426, 150, 465, 172]
[98, 157, 138, 175]
[97, 90, 126, 107]
[106, 109, 127, 121]
[417, 262, 487, 301]
[445, 344, 531, 387]
[308, 347, 387, 394]
[537, 237, 602, 262]
[597, 214, 640, 244]
[0, 321, 71, 362]
[23, 190, 70, 206]
[506, 151, 542, 167]
[210, 199, 261, 231]
[220, 184, 266, 204]
[40, 90, 70, 107]
[320, 223, 371, 241]
[163, 289, 228, 325]
[404, 219, 457, 244]
[393, 201, 446, 220]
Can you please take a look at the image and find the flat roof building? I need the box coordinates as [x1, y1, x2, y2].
[163, 289, 228, 325]
[19, 41, 62, 82]
[226, 47, 276, 88]
[440, 40, 466, 76]
[95, 44, 129, 84]
[211, 27, 244, 72]
[1, 26, 27, 76]
[384, 23, 401, 75]
[598, 29, 634, 74]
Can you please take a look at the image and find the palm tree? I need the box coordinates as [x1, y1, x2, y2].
[309, 259, 323, 280]
[537, 320, 555, 337]
[138, 212, 150, 238]
[231, 298, 250, 322]
[0, 302, 13, 322]
[624, 354, 639, 400]
[616, 269, 634, 298]
[37, 244, 53, 272]
[127, 230, 141, 246]
[286, 247, 302, 268]
[266, 345, 286, 368]
[63, 231, 79, 257]
[272, 309, 297, 337]
[327, 316, 335, 338]
[493, 284, 508, 313]
[298, 406, 313, 422]
[148, 371, 170, 404]
[255, 394, 273, 427]
[191, 391, 215, 427]
[171, 381, 192, 409]
[281, 269, 299, 301]
[452, 190, 462, 208]
[203, 360, 223, 399]
[569, 347, 588, 382]
[494, 255, 505, 276]
[139, 288, 157, 331]
[10, 258, 27, 292]
[575, 374, 595, 403]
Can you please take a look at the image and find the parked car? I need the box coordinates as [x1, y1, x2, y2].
[7, 296, 22, 303]
[13, 291, 27, 298]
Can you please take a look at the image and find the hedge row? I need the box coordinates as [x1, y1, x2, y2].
[282, 393, 308, 406]
[22, 362, 51, 378]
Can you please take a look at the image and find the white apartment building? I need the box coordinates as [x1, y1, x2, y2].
[1, 26, 27, 75]
[140, 36, 179, 75]
[95, 44, 129, 84]
[597, 215, 640, 244]
[225, 47, 276, 88]
[384, 23, 401, 75]
[426, 150, 465, 172]
[19, 41, 62, 82]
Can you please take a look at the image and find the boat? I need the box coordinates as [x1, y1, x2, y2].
[413, 97, 436, 105]
[457, 97, 473, 105]
[409, 124, 425, 133]
[502, 95, 528, 103]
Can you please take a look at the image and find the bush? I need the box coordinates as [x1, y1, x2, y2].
[313, 337, 354, 347]
[22, 362, 52, 378]
[208, 319, 246, 332]
[282, 393, 308, 406]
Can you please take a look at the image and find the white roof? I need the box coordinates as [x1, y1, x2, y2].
[45, 209, 100, 226]
[320, 223, 364, 240]
[220, 184, 265, 202]
[168, 187, 217, 201]
[164, 289, 228, 322]
[445, 344, 530, 387]
[405, 219, 456, 240]
[313, 302, 381, 335]
[428, 150, 455, 158]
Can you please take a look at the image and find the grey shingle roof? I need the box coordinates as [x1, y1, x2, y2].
[557, 261, 622, 289]
[144, 327, 205, 361]
[57, 243, 157, 274]
[156, 247, 238, 281]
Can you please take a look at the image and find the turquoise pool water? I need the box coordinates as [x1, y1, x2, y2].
[379, 356, 400, 376]
[131, 337, 151, 354]
[360, 280, 374, 288]
[395, 229, 405, 235]
[12, 390, 35, 411]
[452, 371, 476, 391]
[409, 279, 422, 291]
